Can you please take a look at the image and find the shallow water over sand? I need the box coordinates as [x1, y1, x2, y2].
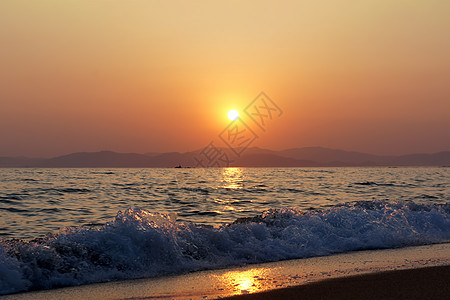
[4, 243, 450, 300]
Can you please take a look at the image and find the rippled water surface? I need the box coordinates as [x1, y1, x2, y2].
[0, 167, 449, 239]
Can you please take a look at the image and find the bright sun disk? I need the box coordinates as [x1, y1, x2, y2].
[228, 110, 239, 121]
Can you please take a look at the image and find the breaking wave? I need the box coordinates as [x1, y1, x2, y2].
[1, 200, 449, 295]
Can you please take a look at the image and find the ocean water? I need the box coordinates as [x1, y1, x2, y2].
[0, 167, 449, 295]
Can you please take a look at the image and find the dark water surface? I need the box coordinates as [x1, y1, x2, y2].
[0, 167, 449, 295]
[1, 167, 448, 239]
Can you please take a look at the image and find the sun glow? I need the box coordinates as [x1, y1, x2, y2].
[219, 268, 270, 295]
[228, 110, 239, 121]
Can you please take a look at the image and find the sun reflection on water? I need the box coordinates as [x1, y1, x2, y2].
[221, 167, 244, 190]
[219, 268, 271, 295]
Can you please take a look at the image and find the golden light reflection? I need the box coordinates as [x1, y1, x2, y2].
[221, 167, 244, 189]
[220, 268, 268, 295]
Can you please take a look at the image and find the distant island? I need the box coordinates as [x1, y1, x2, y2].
[1, 147, 449, 168]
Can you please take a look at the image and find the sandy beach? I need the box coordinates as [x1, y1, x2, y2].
[2, 242, 449, 300]
[224, 265, 450, 300]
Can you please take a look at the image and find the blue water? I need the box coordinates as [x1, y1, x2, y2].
[0, 167, 449, 295]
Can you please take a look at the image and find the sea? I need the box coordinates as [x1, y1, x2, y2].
[0, 167, 449, 295]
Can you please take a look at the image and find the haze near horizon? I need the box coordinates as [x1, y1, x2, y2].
[1, 0, 449, 158]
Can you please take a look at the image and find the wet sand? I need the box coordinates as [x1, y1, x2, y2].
[224, 265, 450, 300]
[2, 243, 449, 300]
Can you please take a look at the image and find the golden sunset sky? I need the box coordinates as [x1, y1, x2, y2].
[1, 0, 449, 157]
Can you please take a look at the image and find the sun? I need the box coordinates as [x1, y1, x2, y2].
[228, 110, 239, 121]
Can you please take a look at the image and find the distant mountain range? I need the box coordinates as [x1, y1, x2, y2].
[1, 147, 449, 168]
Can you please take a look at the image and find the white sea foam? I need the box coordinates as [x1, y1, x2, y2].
[0, 200, 449, 295]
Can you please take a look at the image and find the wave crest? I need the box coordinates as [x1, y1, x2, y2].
[1, 200, 449, 295]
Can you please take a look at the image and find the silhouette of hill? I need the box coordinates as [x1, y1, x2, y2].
[44, 151, 154, 167]
[279, 147, 384, 164]
[233, 153, 318, 167]
[0, 148, 449, 168]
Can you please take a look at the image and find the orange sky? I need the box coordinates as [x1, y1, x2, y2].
[1, 0, 449, 157]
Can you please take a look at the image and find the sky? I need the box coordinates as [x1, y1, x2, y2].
[1, 0, 449, 157]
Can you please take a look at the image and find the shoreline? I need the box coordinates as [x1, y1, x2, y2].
[2, 242, 450, 299]
[224, 265, 450, 300]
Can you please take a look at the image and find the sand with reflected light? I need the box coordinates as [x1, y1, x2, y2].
[214, 267, 276, 295]
[5, 243, 450, 300]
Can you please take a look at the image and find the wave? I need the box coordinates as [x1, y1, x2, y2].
[353, 181, 395, 186]
[1, 200, 449, 295]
